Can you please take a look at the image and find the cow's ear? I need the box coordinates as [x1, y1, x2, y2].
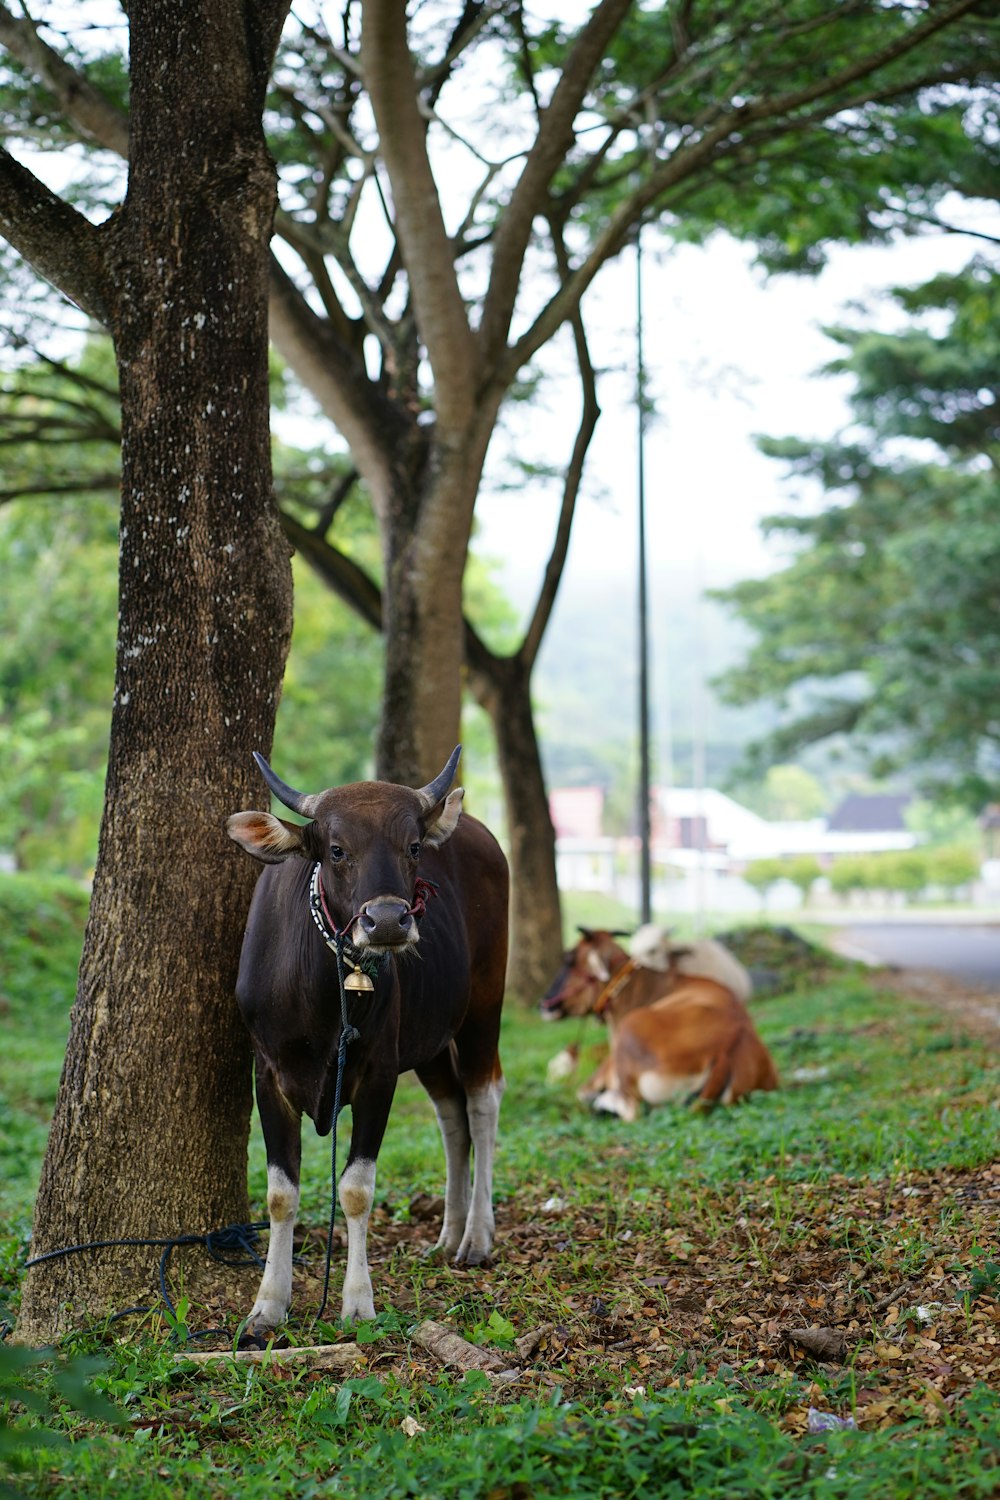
[422, 786, 464, 848]
[226, 811, 310, 864]
[585, 949, 612, 983]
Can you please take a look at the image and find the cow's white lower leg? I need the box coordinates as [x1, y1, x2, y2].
[592, 1087, 638, 1122]
[431, 1094, 471, 1256]
[456, 1077, 504, 1265]
[248, 1165, 299, 1332]
[338, 1157, 376, 1323]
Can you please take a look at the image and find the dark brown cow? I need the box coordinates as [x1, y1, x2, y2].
[542, 928, 776, 1116]
[227, 746, 508, 1330]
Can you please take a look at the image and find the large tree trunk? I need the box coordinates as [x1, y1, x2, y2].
[376, 440, 487, 788]
[378, 537, 467, 788]
[472, 653, 564, 1004]
[16, 0, 293, 1344]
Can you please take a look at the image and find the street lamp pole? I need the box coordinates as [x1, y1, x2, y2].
[636, 226, 652, 925]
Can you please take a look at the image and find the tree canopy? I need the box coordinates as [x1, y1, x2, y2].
[714, 255, 1000, 807]
[3, 0, 999, 772]
[3, 0, 999, 997]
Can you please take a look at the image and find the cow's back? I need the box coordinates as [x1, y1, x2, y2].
[425, 812, 509, 976]
[395, 813, 508, 1063]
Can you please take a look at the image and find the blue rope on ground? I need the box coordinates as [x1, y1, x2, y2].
[16, 939, 360, 1343]
[14, 1221, 269, 1342]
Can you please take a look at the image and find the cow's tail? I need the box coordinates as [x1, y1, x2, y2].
[691, 1027, 752, 1108]
[692, 1025, 778, 1107]
[690, 1047, 734, 1108]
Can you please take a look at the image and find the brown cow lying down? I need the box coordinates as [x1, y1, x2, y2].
[542, 927, 777, 1118]
[541, 926, 754, 1025]
[594, 977, 779, 1120]
[628, 922, 753, 1001]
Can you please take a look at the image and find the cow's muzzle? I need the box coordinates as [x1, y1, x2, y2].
[356, 897, 416, 949]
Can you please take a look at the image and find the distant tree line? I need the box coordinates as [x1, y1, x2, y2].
[716, 256, 1000, 810]
[745, 845, 980, 907]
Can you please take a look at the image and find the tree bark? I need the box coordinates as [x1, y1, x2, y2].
[16, 0, 293, 1344]
[370, 382, 500, 786]
[469, 652, 564, 1003]
[378, 457, 476, 787]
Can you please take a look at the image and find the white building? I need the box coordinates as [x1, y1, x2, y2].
[652, 786, 919, 866]
[550, 784, 922, 914]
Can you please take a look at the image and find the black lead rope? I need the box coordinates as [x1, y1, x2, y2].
[19, 1222, 269, 1342]
[314, 929, 360, 1327]
[17, 887, 363, 1345]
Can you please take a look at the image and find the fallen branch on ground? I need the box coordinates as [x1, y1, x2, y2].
[173, 1342, 363, 1369]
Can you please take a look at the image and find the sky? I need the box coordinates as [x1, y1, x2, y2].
[471, 213, 997, 608]
[461, 205, 998, 796]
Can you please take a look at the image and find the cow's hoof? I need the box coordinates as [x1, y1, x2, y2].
[454, 1241, 493, 1268]
[340, 1281, 376, 1325]
[245, 1298, 288, 1335]
[238, 1328, 291, 1351]
[431, 1224, 465, 1259]
[591, 1089, 635, 1121]
[340, 1302, 376, 1326]
[420, 1240, 453, 1263]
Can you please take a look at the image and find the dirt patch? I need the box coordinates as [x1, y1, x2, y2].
[874, 966, 1000, 1048]
[182, 1160, 1000, 1432]
[716, 925, 857, 997]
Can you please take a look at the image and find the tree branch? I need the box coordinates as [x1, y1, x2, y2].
[0, 147, 116, 326]
[361, 0, 476, 430]
[478, 0, 633, 364]
[273, 212, 366, 345]
[278, 509, 383, 632]
[312, 465, 359, 536]
[520, 226, 601, 672]
[416, 0, 493, 97]
[0, 473, 120, 506]
[0, 2, 129, 156]
[267, 254, 401, 510]
[897, 209, 1000, 247]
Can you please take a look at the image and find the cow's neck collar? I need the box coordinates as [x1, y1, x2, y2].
[593, 956, 640, 1018]
[307, 862, 381, 982]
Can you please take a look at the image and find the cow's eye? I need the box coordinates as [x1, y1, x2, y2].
[408, 841, 422, 860]
[330, 845, 345, 862]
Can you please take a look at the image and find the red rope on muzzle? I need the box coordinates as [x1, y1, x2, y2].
[406, 877, 439, 921]
[313, 865, 438, 942]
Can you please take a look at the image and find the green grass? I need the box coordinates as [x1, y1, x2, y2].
[2, 872, 1000, 1499]
[7, 1351, 1000, 1500]
[0, 874, 90, 1260]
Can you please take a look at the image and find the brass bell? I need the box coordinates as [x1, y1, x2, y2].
[344, 967, 375, 993]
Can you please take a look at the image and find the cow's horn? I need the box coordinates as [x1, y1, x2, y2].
[253, 752, 316, 818]
[415, 745, 461, 810]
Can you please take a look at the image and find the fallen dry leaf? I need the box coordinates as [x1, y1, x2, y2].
[782, 1327, 848, 1362]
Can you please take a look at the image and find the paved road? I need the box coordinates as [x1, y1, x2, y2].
[833, 921, 1000, 989]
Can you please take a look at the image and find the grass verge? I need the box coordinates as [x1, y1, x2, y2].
[1, 873, 999, 1498]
